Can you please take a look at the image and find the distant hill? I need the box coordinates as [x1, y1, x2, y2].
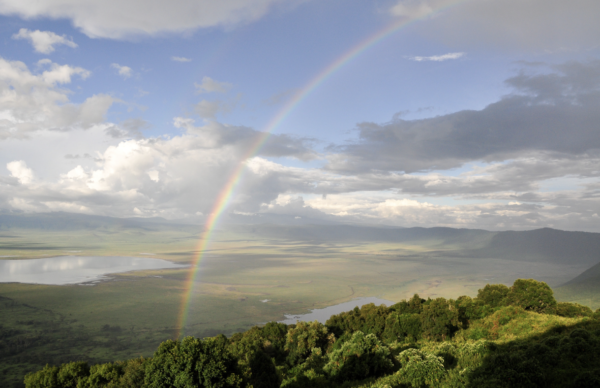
[555, 260, 600, 309]
[471, 228, 600, 266]
[236, 224, 600, 266]
[2, 212, 600, 267]
[0, 212, 198, 232]
[233, 223, 491, 245]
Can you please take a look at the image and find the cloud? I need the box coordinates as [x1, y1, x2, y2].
[263, 88, 298, 106]
[0, 118, 318, 220]
[194, 94, 240, 120]
[409, 52, 464, 62]
[37, 59, 90, 84]
[11, 28, 77, 54]
[171, 56, 191, 62]
[6, 160, 33, 184]
[390, 0, 454, 20]
[390, 0, 600, 51]
[111, 63, 132, 79]
[0, 56, 112, 139]
[325, 60, 600, 174]
[195, 76, 232, 94]
[0, 0, 296, 39]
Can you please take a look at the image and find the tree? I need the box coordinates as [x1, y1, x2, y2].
[382, 313, 422, 343]
[145, 335, 243, 388]
[323, 331, 393, 382]
[421, 298, 459, 341]
[390, 294, 426, 315]
[477, 284, 510, 308]
[285, 321, 334, 365]
[396, 348, 445, 387]
[505, 279, 557, 313]
[325, 303, 390, 339]
[55, 362, 90, 388]
[24, 365, 60, 388]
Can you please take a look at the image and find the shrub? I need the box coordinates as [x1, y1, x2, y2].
[396, 348, 445, 387]
[556, 302, 593, 318]
[324, 331, 393, 382]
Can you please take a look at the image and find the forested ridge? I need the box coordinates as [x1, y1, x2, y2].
[23, 279, 600, 388]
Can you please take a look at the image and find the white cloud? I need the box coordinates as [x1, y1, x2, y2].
[6, 160, 33, 184]
[111, 63, 132, 79]
[38, 59, 91, 84]
[195, 76, 232, 94]
[0, 0, 295, 39]
[171, 56, 191, 62]
[0, 56, 112, 139]
[11, 28, 77, 54]
[409, 52, 464, 62]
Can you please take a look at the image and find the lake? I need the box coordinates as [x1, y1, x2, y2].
[0, 256, 186, 285]
[280, 296, 395, 324]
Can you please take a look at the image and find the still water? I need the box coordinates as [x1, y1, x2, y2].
[280, 297, 395, 324]
[0, 256, 186, 285]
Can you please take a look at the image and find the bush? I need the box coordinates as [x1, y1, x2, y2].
[556, 302, 593, 318]
[396, 348, 445, 387]
[505, 279, 557, 313]
[324, 331, 393, 382]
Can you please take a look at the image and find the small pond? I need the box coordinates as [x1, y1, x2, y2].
[280, 296, 395, 324]
[0, 256, 186, 285]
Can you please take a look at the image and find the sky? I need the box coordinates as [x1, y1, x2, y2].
[0, 0, 600, 232]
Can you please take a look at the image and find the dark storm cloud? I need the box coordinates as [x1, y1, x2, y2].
[325, 60, 600, 174]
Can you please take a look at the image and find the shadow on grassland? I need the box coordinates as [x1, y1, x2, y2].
[466, 319, 600, 388]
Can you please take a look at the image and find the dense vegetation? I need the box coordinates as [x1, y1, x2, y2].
[22, 279, 600, 387]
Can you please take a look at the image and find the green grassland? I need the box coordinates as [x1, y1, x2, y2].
[0, 221, 598, 387]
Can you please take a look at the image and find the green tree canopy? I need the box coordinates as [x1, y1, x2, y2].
[323, 331, 393, 382]
[477, 284, 510, 308]
[505, 279, 557, 313]
[421, 298, 459, 341]
[285, 321, 334, 365]
[145, 335, 243, 388]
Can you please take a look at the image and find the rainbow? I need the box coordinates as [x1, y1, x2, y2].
[176, 2, 468, 337]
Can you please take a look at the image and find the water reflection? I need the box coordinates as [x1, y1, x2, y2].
[280, 297, 394, 324]
[0, 256, 186, 285]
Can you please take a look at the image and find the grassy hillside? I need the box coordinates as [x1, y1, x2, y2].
[554, 261, 600, 309]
